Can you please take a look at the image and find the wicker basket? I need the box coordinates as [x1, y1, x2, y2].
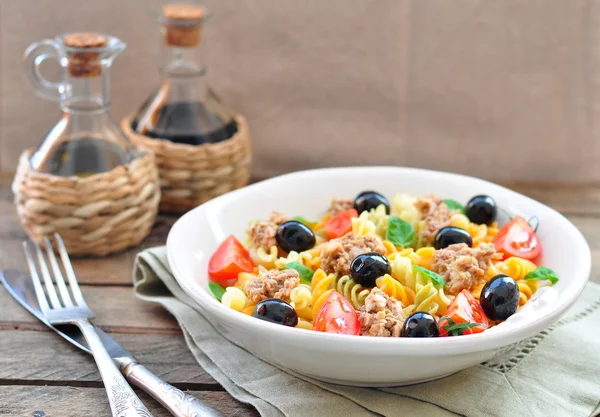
[12, 149, 161, 257]
[121, 113, 252, 213]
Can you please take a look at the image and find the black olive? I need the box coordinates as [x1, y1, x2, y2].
[252, 299, 299, 327]
[401, 312, 439, 337]
[276, 221, 316, 253]
[465, 195, 497, 225]
[434, 226, 473, 249]
[480, 275, 520, 321]
[353, 191, 390, 214]
[350, 253, 391, 287]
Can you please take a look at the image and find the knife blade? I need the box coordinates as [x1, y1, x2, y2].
[1, 269, 223, 417]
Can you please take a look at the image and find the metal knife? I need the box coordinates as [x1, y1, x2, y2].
[1, 269, 224, 417]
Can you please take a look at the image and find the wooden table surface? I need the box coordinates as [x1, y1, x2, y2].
[1, 174, 599, 416]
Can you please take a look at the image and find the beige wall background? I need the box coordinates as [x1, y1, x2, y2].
[0, 0, 597, 182]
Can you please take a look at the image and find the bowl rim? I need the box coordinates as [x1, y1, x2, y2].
[167, 166, 591, 354]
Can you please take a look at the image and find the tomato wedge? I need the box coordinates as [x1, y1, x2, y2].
[313, 290, 360, 335]
[323, 209, 358, 239]
[493, 216, 541, 261]
[439, 290, 489, 336]
[208, 235, 255, 287]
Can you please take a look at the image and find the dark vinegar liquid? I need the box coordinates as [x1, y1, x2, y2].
[133, 101, 238, 145]
[34, 138, 130, 177]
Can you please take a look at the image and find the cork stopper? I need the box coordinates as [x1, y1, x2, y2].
[162, 4, 206, 47]
[63, 33, 107, 78]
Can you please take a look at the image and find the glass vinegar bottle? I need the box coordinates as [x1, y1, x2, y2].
[131, 2, 238, 145]
[24, 33, 137, 177]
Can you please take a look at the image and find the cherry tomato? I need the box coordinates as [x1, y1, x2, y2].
[208, 235, 255, 287]
[492, 216, 541, 261]
[313, 290, 360, 335]
[323, 209, 358, 239]
[439, 290, 489, 336]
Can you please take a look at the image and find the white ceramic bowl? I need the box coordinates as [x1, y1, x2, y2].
[167, 167, 590, 386]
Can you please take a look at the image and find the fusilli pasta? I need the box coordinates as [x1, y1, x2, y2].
[367, 204, 389, 238]
[334, 275, 370, 309]
[222, 287, 248, 312]
[254, 245, 278, 269]
[376, 274, 415, 306]
[351, 211, 377, 237]
[311, 269, 334, 317]
[391, 193, 420, 227]
[290, 284, 313, 320]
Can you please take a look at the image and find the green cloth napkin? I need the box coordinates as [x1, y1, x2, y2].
[134, 247, 600, 417]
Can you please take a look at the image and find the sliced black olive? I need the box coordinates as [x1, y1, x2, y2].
[350, 253, 391, 287]
[434, 226, 473, 249]
[465, 195, 497, 225]
[252, 299, 299, 327]
[401, 312, 439, 337]
[353, 191, 390, 214]
[276, 221, 316, 253]
[480, 274, 520, 321]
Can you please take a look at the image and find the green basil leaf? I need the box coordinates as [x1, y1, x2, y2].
[524, 266, 559, 285]
[208, 282, 226, 302]
[291, 216, 316, 228]
[444, 199, 465, 212]
[441, 319, 482, 336]
[284, 262, 314, 283]
[413, 265, 445, 288]
[386, 216, 415, 247]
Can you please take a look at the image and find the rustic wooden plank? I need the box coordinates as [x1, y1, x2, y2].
[0, 214, 176, 286]
[0, 330, 217, 387]
[0, 386, 258, 417]
[0, 285, 180, 333]
[504, 182, 600, 216]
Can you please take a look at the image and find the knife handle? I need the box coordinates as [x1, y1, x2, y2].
[122, 361, 224, 417]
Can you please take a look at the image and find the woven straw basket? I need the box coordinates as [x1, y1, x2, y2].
[121, 113, 252, 213]
[12, 149, 161, 257]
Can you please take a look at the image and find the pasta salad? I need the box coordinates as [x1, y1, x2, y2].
[207, 191, 559, 337]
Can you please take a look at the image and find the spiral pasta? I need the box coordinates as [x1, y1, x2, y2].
[376, 274, 415, 306]
[334, 275, 370, 309]
[274, 250, 305, 269]
[408, 247, 435, 270]
[296, 319, 313, 330]
[222, 287, 248, 312]
[351, 211, 377, 237]
[392, 193, 421, 227]
[290, 284, 313, 320]
[497, 257, 537, 280]
[412, 220, 428, 249]
[449, 212, 470, 230]
[311, 269, 335, 317]
[389, 254, 417, 290]
[234, 272, 256, 292]
[517, 280, 537, 306]
[213, 191, 555, 338]
[403, 282, 452, 317]
[254, 245, 279, 269]
[449, 213, 499, 247]
[367, 204, 389, 238]
[383, 240, 400, 256]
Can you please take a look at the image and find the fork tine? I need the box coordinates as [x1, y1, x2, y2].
[54, 233, 85, 306]
[33, 240, 62, 309]
[44, 236, 74, 307]
[23, 241, 51, 313]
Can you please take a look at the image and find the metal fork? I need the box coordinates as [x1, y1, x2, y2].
[24, 234, 153, 417]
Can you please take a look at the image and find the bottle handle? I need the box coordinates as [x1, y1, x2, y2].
[23, 39, 64, 101]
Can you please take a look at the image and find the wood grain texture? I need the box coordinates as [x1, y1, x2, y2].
[0, 174, 599, 416]
[0, 285, 180, 333]
[0, 386, 257, 417]
[0, 330, 216, 387]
